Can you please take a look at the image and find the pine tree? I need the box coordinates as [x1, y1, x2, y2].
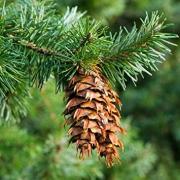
[0, 0, 178, 166]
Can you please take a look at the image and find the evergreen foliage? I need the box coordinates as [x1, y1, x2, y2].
[0, 0, 177, 122]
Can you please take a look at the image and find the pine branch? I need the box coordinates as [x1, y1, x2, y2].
[0, 0, 106, 122]
[101, 12, 178, 89]
[0, 42, 28, 123]
[0, 1, 178, 123]
[1, 1, 109, 90]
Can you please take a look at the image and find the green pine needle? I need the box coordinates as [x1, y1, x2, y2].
[101, 11, 178, 89]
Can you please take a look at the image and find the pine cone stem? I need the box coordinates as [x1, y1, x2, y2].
[64, 67, 125, 166]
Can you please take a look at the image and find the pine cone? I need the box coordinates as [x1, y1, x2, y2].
[64, 67, 125, 166]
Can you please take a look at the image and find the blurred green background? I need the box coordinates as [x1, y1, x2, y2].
[0, 0, 179, 179]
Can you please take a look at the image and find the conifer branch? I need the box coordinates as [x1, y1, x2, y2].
[9, 35, 57, 56]
[100, 12, 178, 89]
[0, 1, 178, 123]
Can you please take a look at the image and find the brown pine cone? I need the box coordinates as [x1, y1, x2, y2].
[64, 67, 125, 166]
